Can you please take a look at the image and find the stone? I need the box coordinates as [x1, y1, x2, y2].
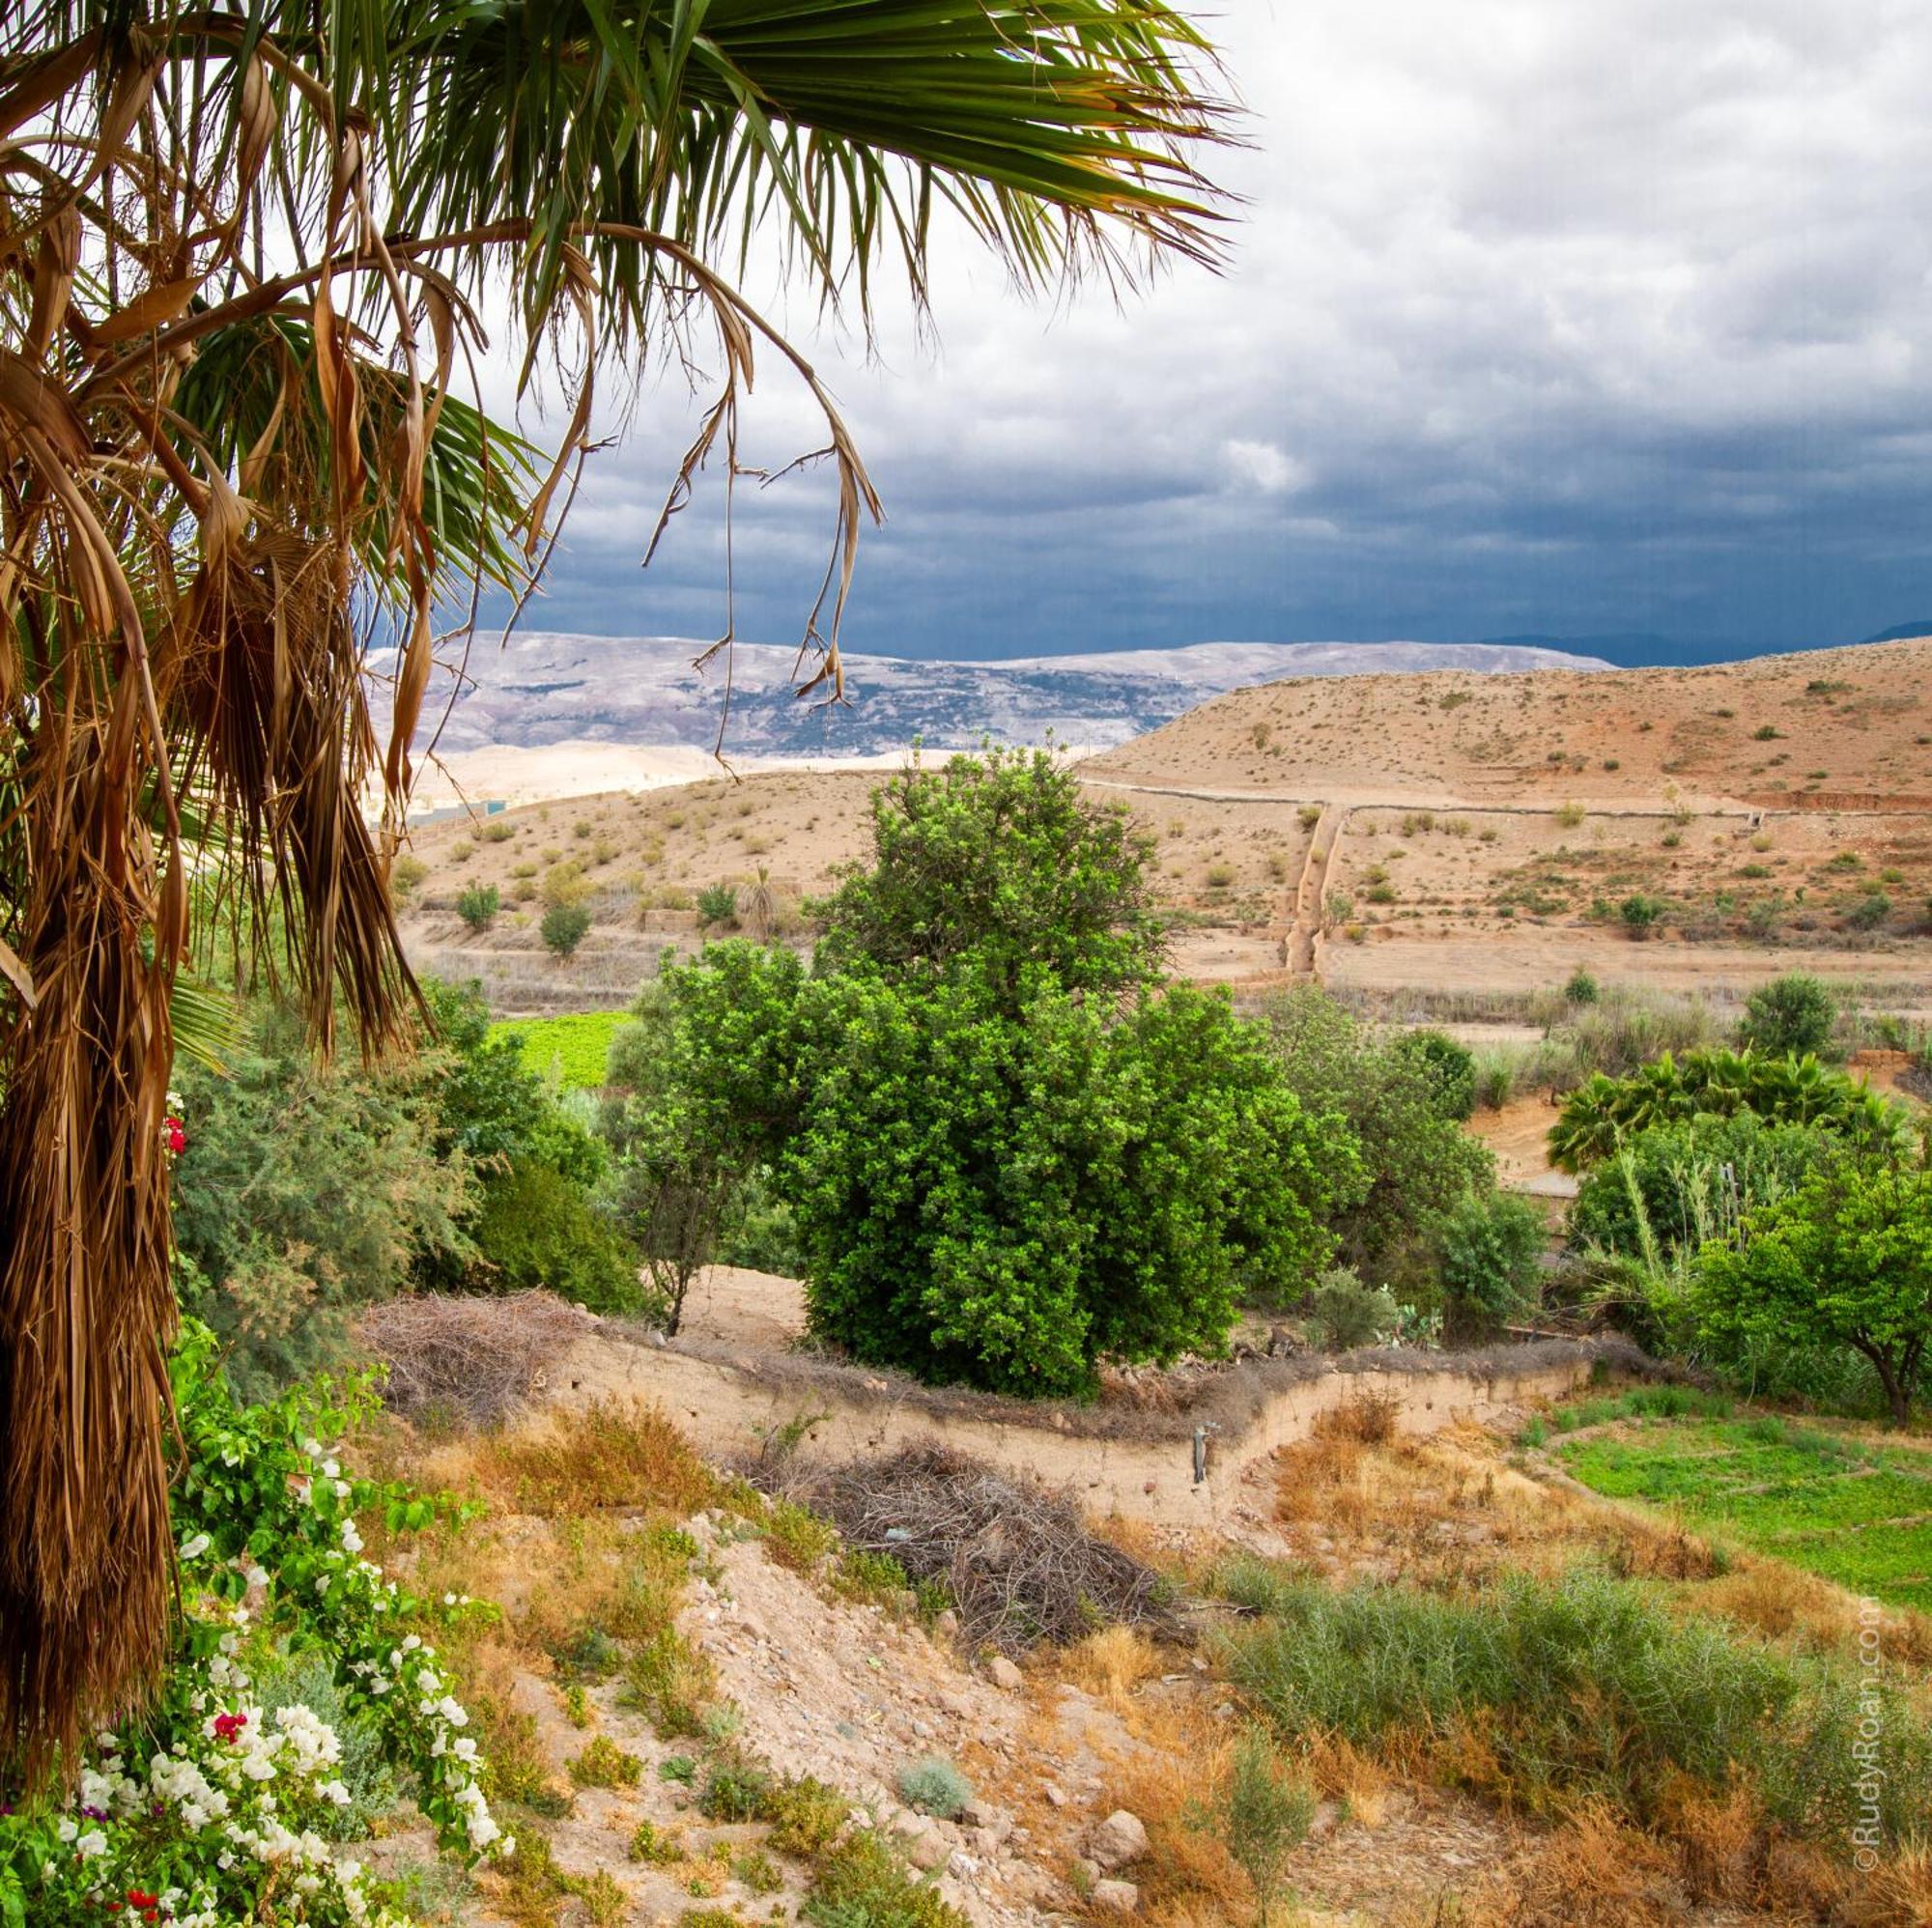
[1040, 1781, 1066, 1808]
[985, 1656, 1025, 1691]
[1092, 1879, 1141, 1914]
[904, 1824, 953, 1871]
[1087, 1809, 1149, 1871]
[934, 1609, 961, 1637]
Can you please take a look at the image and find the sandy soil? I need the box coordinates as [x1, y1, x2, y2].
[675, 1265, 808, 1351]
[1466, 1096, 1574, 1199]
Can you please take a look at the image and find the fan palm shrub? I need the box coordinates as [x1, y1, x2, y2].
[0, 0, 1230, 1771]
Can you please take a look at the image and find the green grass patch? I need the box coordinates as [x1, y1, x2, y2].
[488, 1008, 624, 1089]
[1217, 1559, 1932, 1850]
[1555, 1416, 1932, 1609]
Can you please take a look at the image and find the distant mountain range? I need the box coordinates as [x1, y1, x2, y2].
[413, 635, 1612, 757]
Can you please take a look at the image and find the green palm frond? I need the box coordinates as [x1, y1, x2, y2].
[375, 0, 1232, 337]
[171, 317, 540, 603]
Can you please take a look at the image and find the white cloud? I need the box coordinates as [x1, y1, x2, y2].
[1224, 439, 1311, 495]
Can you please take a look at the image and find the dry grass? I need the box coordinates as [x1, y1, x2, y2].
[1296, 1730, 1393, 1828]
[1104, 1740, 1251, 1928]
[1467, 1801, 1686, 1927]
[1313, 1385, 1404, 1445]
[465, 1400, 716, 1517]
[1062, 1626, 1167, 1707]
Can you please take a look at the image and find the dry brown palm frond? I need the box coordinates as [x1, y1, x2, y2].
[0, 0, 1232, 1781]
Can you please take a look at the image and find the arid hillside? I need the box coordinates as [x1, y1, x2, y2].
[1082, 636, 1932, 809]
[397, 639, 1932, 1011]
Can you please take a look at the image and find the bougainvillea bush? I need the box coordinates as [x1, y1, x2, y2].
[0, 1324, 508, 1925]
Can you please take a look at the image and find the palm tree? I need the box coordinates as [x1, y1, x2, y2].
[0, 0, 1231, 1770]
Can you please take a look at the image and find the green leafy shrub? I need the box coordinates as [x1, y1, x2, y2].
[1307, 1266, 1400, 1350]
[1219, 1727, 1313, 1921]
[1438, 1189, 1545, 1335]
[695, 882, 738, 926]
[470, 1162, 650, 1313]
[1563, 969, 1599, 1006]
[1390, 1028, 1476, 1120]
[1619, 893, 1665, 936]
[811, 744, 1163, 997]
[897, 1755, 973, 1819]
[1567, 1112, 1832, 1261]
[699, 1756, 774, 1821]
[801, 1829, 965, 1928]
[1737, 974, 1837, 1059]
[457, 881, 501, 930]
[570, 1736, 644, 1787]
[781, 969, 1353, 1395]
[761, 1775, 852, 1858]
[1263, 986, 1492, 1288]
[173, 1002, 478, 1396]
[1846, 889, 1892, 931]
[391, 852, 430, 899]
[630, 1818, 682, 1863]
[541, 899, 593, 959]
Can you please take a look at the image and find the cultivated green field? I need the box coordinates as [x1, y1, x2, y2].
[489, 1009, 625, 1090]
[1553, 1409, 1932, 1611]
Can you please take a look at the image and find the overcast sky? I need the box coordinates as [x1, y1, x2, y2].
[494, 0, 1932, 662]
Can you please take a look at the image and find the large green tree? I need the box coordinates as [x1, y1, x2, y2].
[1694, 1157, 1932, 1427]
[0, 0, 1230, 1766]
[651, 751, 1357, 1395]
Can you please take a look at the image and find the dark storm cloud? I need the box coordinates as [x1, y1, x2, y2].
[489, 0, 1932, 659]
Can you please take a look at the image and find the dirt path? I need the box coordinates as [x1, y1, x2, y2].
[537, 1275, 1607, 1530]
[1287, 803, 1337, 976]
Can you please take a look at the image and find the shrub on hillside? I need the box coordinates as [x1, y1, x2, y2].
[1262, 986, 1492, 1290]
[1619, 893, 1665, 936]
[1306, 1266, 1400, 1350]
[457, 881, 500, 930]
[541, 899, 592, 960]
[696, 882, 738, 927]
[1737, 973, 1837, 1059]
[172, 1003, 478, 1397]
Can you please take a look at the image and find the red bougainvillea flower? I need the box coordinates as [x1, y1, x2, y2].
[162, 1117, 185, 1155]
[212, 1713, 246, 1744]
